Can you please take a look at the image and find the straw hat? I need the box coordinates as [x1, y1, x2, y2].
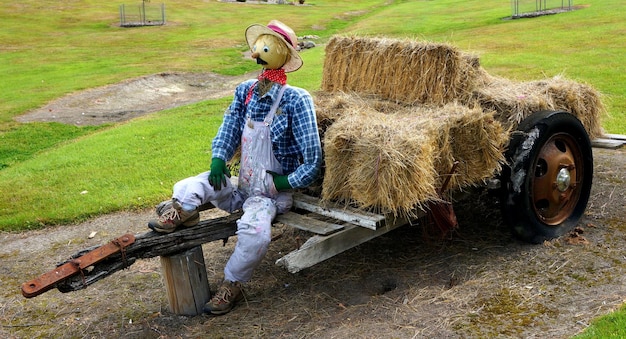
[245, 20, 303, 73]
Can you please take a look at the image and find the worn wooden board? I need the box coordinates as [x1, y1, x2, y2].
[48, 191, 415, 294]
[275, 215, 416, 273]
[55, 212, 241, 293]
[604, 133, 626, 141]
[592, 138, 625, 149]
[275, 212, 344, 236]
[292, 193, 386, 230]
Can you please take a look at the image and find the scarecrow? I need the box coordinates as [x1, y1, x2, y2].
[147, 20, 323, 315]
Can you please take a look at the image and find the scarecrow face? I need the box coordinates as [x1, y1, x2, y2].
[251, 34, 290, 70]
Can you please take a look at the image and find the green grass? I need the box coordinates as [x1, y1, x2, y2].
[0, 123, 103, 169]
[1, 0, 623, 227]
[0, 0, 383, 120]
[1, 1, 624, 223]
[573, 304, 626, 338]
[0, 98, 229, 229]
[0, 0, 382, 229]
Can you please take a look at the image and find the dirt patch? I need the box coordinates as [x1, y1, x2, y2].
[16, 72, 255, 126]
[3, 74, 626, 338]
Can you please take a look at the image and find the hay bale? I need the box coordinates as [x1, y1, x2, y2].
[321, 36, 604, 138]
[321, 99, 508, 216]
[322, 108, 437, 215]
[445, 108, 508, 188]
[321, 36, 481, 106]
[543, 76, 605, 139]
[315, 36, 605, 216]
[470, 74, 605, 139]
[314, 91, 405, 141]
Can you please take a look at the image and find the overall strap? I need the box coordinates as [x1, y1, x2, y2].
[263, 85, 289, 126]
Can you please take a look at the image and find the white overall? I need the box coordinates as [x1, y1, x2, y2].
[171, 84, 292, 283]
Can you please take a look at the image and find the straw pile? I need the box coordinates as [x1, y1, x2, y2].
[313, 36, 604, 216]
[321, 36, 482, 106]
[318, 94, 507, 216]
[469, 74, 605, 139]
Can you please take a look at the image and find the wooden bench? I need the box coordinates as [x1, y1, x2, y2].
[25, 181, 422, 315]
[161, 190, 420, 314]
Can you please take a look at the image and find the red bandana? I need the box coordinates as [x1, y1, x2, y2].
[245, 69, 288, 104]
[258, 69, 287, 85]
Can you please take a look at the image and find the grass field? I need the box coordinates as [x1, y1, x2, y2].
[1, 0, 623, 230]
[1, 0, 625, 335]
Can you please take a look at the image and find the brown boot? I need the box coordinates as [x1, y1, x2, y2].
[147, 199, 199, 233]
[203, 280, 244, 315]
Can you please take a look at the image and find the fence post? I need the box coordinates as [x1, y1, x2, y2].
[141, 1, 146, 25]
[119, 4, 124, 26]
[161, 3, 166, 25]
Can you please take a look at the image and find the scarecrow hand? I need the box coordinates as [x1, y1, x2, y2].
[209, 158, 231, 190]
[267, 170, 291, 191]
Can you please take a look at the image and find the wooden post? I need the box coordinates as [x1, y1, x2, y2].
[160, 246, 211, 315]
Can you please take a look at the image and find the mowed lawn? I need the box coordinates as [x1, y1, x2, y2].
[1, 0, 623, 230]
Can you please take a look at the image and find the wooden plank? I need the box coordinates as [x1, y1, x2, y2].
[200, 180, 392, 230]
[199, 181, 385, 230]
[55, 213, 241, 294]
[291, 193, 386, 230]
[605, 133, 626, 141]
[592, 138, 625, 149]
[275, 215, 417, 273]
[275, 212, 344, 236]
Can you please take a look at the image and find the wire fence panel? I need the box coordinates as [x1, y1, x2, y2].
[120, 2, 166, 27]
[511, 0, 573, 18]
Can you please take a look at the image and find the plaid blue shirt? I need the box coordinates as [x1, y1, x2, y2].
[212, 79, 322, 189]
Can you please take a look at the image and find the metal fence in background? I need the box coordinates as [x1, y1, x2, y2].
[120, 2, 165, 27]
[511, 0, 573, 18]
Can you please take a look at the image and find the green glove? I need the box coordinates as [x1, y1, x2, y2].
[267, 170, 292, 191]
[209, 158, 231, 190]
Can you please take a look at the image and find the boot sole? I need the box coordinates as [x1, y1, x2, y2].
[203, 294, 244, 315]
[148, 222, 176, 233]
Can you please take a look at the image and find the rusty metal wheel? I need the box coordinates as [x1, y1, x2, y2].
[530, 132, 585, 225]
[501, 111, 593, 243]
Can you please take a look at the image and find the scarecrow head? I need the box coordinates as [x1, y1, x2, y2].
[245, 20, 302, 73]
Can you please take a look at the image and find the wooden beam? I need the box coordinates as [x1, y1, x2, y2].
[291, 193, 386, 230]
[55, 212, 241, 293]
[275, 215, 416, 273]
[45, 191, 414, 294]
[275, 212, 344, 236]
[604, 133, 626, 141]
[592, 138, 625, 149]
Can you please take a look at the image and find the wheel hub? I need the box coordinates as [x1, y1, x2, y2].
[556, 167, 571, 192]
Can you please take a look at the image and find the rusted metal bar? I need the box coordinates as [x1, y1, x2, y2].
[21, 234, 135, 298]
[20, 212, 242, 297]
